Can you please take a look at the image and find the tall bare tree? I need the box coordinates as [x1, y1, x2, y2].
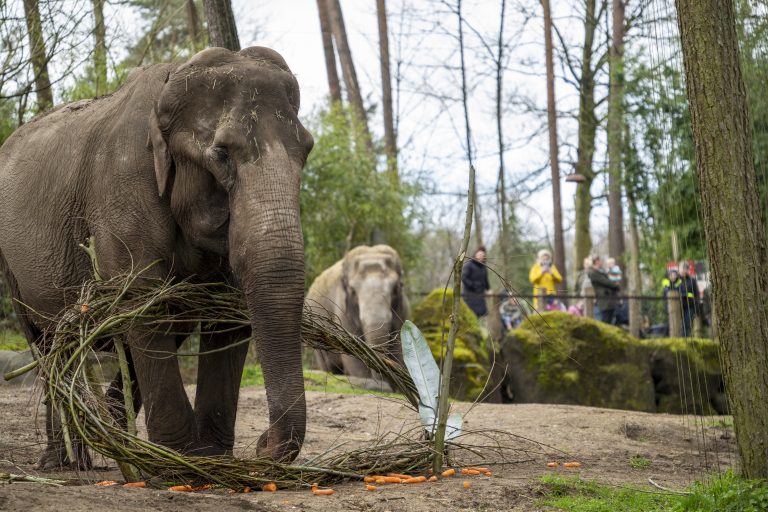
[542, 0, 567, 290]
[316, 0, 342, 104]
[326, 0, 370, 141]
[22, 0, 53, 111]
[676, 0, 768, 479]
[92, 0, 107, 96]
[496, 0, 510, 278]
[607, 0, 626, 262]
[203, 0, 240, 51]
[186, 0, 202, 49]
[377, 0, 398, 185]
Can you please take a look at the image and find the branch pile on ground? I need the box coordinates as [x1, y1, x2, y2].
[29, 269, 543, 488]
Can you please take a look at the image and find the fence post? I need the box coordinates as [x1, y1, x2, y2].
[584, 286, 595, 319]
[629, 295, 641, 337]
[693, 315, 702, 338]
[667, 289, 682, 337]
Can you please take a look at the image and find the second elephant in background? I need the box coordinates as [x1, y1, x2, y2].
[306, 245, 409, 379]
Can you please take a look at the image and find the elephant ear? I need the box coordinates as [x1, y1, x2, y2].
[148, 108, 172, 197]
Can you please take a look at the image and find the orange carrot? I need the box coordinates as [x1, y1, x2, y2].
[483, 471, 492, 477]
[122, 481, 146, 488]
[466, 467, 491, 473]
[94, 480, 117, 487]
[428, 476, 438, 482]
[387, 473, 412, 480]
[463, 481, 471, 489]
[441, 468, 456, 477]
[80, 304, 89, 314]
[374, 478, 387, 484]
[193, 484, 211, 491]
[564, 462, 582, 468]
[243, 487, 252, 493]
[366, 485, 377, 491]
[169, 485, 193, 492]
[546, 462, 558, 468]
[461, 469, 481, 475]
[312, 488, 335, 495]
[402, 476, 427, 484]
[262, 482, 277, 492]
[363, 476, 377, 483]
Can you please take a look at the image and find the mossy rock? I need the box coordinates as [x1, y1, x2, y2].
[411, 288, 489, 401]
[641, 337, 726, 415]
[500, 312, 656, 412]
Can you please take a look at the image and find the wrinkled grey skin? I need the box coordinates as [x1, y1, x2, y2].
[0, 47, 313, 468]
[306, 245, 409, 379]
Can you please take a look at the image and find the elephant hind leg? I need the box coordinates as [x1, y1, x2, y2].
[315, 350, 344, 374]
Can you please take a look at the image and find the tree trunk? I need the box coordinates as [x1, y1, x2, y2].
[202, 0, 240, 51]
[456, 0, 483, 250]
[607, 0, 625, 263]
[326, 0, 371, 142]
[627, 193, 642, 337]
[376, 0, 398, 185]
[573, 0, 599, 276]
[676, 0, 768, 479]
[22, 0, 53, 111]
[316, 0, 342, 104]
[92, 0, 107, 96]
[496, 0, 510, 279]
[186, 0, 202, 49]
[542, 0, 567, 290]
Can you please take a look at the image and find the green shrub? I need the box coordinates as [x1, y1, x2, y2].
[676, 470, 768, 512]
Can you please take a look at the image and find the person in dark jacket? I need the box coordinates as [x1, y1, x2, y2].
[461, 246, 490, 317]
[587, 255, 620, 324]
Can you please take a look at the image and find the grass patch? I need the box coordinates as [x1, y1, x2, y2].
[538, 475, 679, 511]
[706, 417, 733, 428]
[241, 364, 401, 398]
[678, 470, 768, 512]
[629, 455, 652, 469]
[0, 329, 27, 351]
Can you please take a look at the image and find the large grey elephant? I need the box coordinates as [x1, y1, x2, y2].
[306, 245, 409, 379]
[0, 47, 313, 468]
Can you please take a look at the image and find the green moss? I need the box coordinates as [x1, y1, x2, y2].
[411, 288, 489, 401]
[505, 312, 656, 411]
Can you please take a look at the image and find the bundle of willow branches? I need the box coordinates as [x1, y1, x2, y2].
[26, 267, 542, 488]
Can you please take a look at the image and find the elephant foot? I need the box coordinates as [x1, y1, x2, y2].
[37, 442, 92, 471]
[255, 429, 300, 462]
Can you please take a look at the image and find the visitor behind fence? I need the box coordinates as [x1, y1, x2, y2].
[587, 255, 619, 324]
[461, 246, 490, 318]
[576, 256, 593, 297]
[663, 261, 700, 337]
[528, 249, 562, 310]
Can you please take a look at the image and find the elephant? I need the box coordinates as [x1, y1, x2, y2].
[0, 46, 313, 468]
[306, 245, 409, 381]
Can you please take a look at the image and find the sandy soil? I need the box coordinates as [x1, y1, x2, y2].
[0, 382, 737, 511]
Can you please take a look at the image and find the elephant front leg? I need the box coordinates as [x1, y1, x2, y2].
[193, 326, 250, 456]
[129, 332, 199, 453]
[37, 394, 92, 470]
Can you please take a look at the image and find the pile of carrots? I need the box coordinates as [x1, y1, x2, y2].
[93, 466, 500, 496]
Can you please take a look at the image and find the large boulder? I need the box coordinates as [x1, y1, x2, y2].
[411, 288, 489, 401]
[500, 312, 657, 412]
[642, 337, 726, 414]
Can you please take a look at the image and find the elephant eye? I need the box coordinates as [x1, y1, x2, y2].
[210, 145, 229, 162]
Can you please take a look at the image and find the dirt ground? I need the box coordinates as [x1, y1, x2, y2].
[0, 381, 738, 511]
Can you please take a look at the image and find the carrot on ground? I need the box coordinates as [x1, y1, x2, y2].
[463, 481, 471, 489]
[564, 462, 582, 468]
[381, 476, 402, 484]
[262, 482, 277, 492]
[363, 476, 377, 483]
[169, 485, 193, 492]
[122, 481, 146, 488]
[94, 480, 117, 487]
[366, 485, 377, 491]
[466, 467, 490, 473]
[312, 488, 335, 496]
[243, 487, 252, 493]
[428, 476, 438, 482]
[387, 473, 412, 480]
[441, 468, 456, 477]
[402, 476, 427, 484]
[546, 462, 558, 468]
[461, 469, 481, 475]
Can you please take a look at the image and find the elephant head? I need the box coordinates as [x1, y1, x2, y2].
[148, 47, 313, 461]
[341, 245, 409, 365]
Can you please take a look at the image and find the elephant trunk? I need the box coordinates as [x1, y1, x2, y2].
[229, 147, 306, 462]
